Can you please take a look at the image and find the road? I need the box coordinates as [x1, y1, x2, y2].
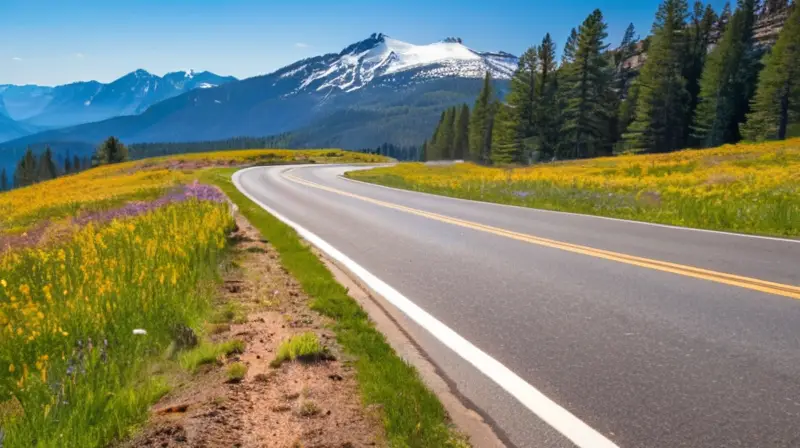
[235, 164, 800, 448]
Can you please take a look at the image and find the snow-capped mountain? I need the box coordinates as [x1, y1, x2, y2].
[275, 33, 517, 94]
[1, 33, 515, 150]
[0, 69, 236, 130]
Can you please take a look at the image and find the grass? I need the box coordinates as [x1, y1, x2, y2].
[0, 199, 233, 447]
[271, 332, 326, 367]
[211, 301, 248, 324]
[0, 148, 386, 447]
[179, 339, 246, 373]
[347, 139, 800, 237]
[0, 149, 388, 234]
[226, 362, 248, 383]
[205, 168, 464, 447]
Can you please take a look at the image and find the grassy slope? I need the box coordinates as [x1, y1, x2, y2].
[204, 168, 465, 448]
[347, 139, 800, 237]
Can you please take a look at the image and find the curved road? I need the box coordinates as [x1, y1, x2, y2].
[235, 164, 800, 448]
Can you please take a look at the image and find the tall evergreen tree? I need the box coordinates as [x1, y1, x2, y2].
[534, 33, 561, 160]
[625, 0, 691, 152]
[64, 156, 72, 174]
[420, 140, 428, 162]
[511, 47, 539, 142]
[14, 148, 38, 188]
[1, 168, 8, 191]
[559, 9, 613, 158]
[428, 111, 447, 160]
[468, 72, 496, 164]
[453, 104, 470, 159]
[683, 2, 718, 138]
[693, 0, 759, 146]
[439, 107, 457, 159]
[73, 155, 82, 172]
[37, 147, 58, 182]
[613, 24, 640, 140]
[491, 103, 522, 164]
[743, 4, 800, 140]
[562, 28, 579, 65]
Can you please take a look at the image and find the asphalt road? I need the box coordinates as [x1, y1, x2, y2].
[235, 164, 800, 448]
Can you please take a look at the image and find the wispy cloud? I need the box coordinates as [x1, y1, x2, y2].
[294, 42, 310, 48]
[11, 57, 22, 61]
[74, 52, 85, 59]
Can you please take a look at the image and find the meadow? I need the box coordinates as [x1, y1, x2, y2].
[347, 139, 800, 237]
[0, 149, 386, 447]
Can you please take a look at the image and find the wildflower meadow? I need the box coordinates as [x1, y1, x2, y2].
[348, 139, 800, 236]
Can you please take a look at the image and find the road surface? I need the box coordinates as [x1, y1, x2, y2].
[235, 164, 800, 448]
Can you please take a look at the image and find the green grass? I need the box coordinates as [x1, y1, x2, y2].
[205, 168, 464, 447]
[211, 301, 248, 324]
[179, 339, 246, 373]
[226, 362, 248, 383]
[271, 332, 326, 367]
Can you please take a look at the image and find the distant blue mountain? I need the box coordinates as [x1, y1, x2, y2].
[0, 69, 236, 135]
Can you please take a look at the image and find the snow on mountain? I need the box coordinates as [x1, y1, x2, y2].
[275, 33, 518, 95]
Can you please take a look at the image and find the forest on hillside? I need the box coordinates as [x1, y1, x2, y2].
[423, 0, 799, 164]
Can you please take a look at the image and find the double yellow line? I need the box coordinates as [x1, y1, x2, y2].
[285, 172, 800, 300]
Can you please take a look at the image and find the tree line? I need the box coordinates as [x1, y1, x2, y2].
[128, 134, 294, 159]
[360, 142, 423, 160]
[1, 136, 128, 191]
[422, 0, 798, 164]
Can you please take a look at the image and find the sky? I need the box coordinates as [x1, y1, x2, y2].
[0, 0, 728, 86]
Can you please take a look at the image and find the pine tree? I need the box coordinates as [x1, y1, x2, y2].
[428, 111, 447, 160]
[96, 136, 128, 165]
[83, 156, 91, 170]
[439, 107, 457, 159]
[613, 24, 640, 140]
[468, 72, 496, 164]
[618, 79, 640, 143]
[512, 47, 539, 140]
[683, 2, 718, 138]
[625, 0, 691, 152]
[562, 28, 579, 65]
[717, 1, 733, 37]
[14, 148, 38, 188]
[491, 103, 522, 164]
[693, 0, 759, 147]
[420, 140, 428, 162]
[743, 4, 800, 140]
[37, 147, 58, 182]
[1, 168, 8, 191]
[453, 104, 470, 159]
[73, 155, 82, 172]
[64, 156, 72, 174]
[534, 33, 560, 160]
[559, 9, 613, 158]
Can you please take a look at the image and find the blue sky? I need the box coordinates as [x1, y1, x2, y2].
[1, 0, 728, 86]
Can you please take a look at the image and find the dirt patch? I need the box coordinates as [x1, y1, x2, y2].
[119, 214, 385, 448]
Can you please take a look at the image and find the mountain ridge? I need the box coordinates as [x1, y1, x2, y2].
[0, 69, 237, 133]
[1, 34, 514, 151]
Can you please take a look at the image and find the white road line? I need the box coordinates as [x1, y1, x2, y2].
[233, 166, 620, 448]
[333, 167, 800, 244]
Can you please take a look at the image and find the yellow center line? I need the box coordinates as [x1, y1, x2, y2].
[285, 172, 800, 300]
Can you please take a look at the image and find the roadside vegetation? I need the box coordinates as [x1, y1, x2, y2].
[0, 183, 233, 446]
[0, 148, 461, 447]
[206, 168, 466, 447]
[348, 138, 800, 237]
